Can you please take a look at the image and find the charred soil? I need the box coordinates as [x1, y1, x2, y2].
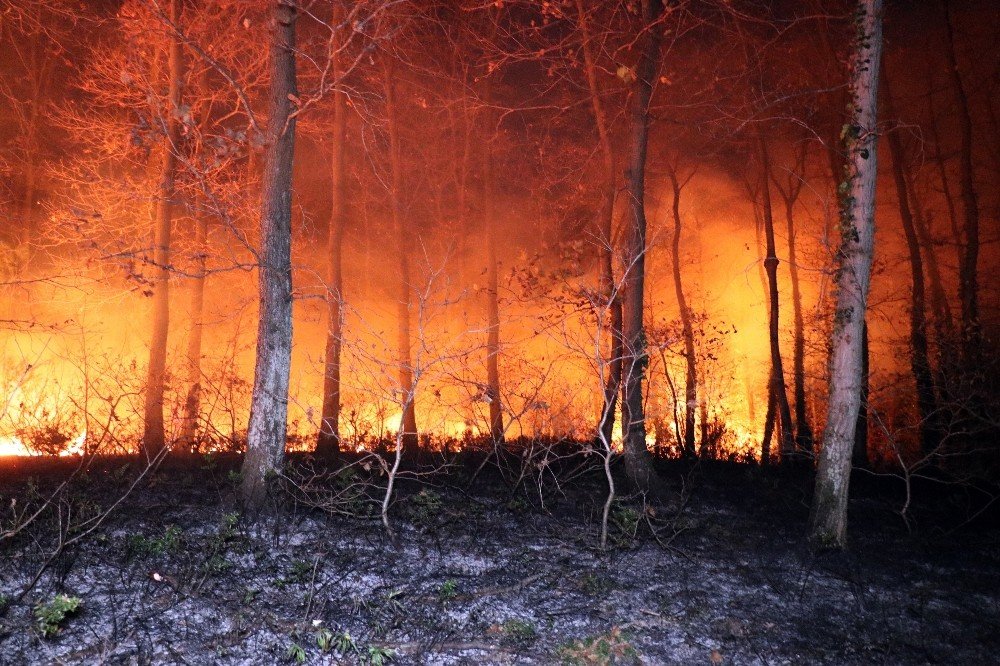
[0, 452, 998, 665]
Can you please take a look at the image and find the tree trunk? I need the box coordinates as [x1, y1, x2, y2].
[141, 0, 183, 460]
[851, 321, 870, 468]
[18, 3, 53, 257]
[927, 83, 964, 276]
[757, 136, 795, 461]
[620, 0, 664, 495]
[667, 169, 698, 459]
[824, 124, 870, 471]
[483, 142, 504, 442]
[317, 39, 348, 457]
[905, 167, 952, 337]
[943, 0, 981, 365]
[384, 63, 419, 454]
[810, 0, 883, 548]
[179, 204, 208, 450]
[241, 0, 298, 509]
[774, 148, 814, 454]
[575, 0, 623, 450]
[883, 71, 939, 457]
[761, 375, 777, 464]
[478, 55, 504, 443]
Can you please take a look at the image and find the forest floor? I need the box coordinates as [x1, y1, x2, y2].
[0, 451, 998, 665]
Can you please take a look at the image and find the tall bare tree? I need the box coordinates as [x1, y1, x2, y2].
[140, 0, 183, 460]
[665, 165, 698, 459]
[483, 133, 503, 442]
[574, 0, 623, 450]
[384, 59, 419, 454]
[241, 0, 298, 508]
[317, 21, 349, 457]
[943, 0, 981, 366]
[811, 0, 883, 548]
[770, 141, 814, 453]
[757, 135, 795, 461]
[883, 69, 938, 457]
[621, 0, 665, 494]
[179, 196, 208, 449]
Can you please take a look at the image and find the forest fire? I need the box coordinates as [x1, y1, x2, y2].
[0, 0, 999, 662]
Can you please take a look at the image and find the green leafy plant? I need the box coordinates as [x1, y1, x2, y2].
[505, 496, 529, 513]
[315, 627, 335, 652]
[127, 525, 183, 557]
[286, 640, 306, 664]
[34, 594, 82, 638]
[581, 573, 612, 596]
[331, 630, 356, 654]
[365, 646, 395, 665]
[439, 578, 459, 602]
[557, 627, 638, 665]
[502, 618, 537, 644]
[242, 587, 259, 605]
[199, 512, 241, 578]
[407, 488, 443, 525]
[276, 559, 313, 589]
[610, 503, 641, 547]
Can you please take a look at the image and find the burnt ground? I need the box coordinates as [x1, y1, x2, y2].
[0, 453, 998, 665]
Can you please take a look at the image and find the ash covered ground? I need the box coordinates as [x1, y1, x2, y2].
[1, 454, 998, 665]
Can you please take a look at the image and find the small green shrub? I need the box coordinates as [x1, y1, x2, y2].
[407, 488, 443, 525]
[610, 503, 641, 547]
[365, 646, 395, 665]
[580, 573, 612, 596]
[34, 594, 82, 638]
[439, 579, 459, 602]
[557, 626, 638, 665]
[505, 496, 529, 513]
[275, 559, 313, 589]
[128, 525, 183, 557]
[285, 640, 306, 664]
[199, 512, 240, 578]
[502, 618, 537, 644]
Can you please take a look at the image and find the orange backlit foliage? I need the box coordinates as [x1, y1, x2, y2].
[0, 171, 831, 461]
[0, 0, 995, 472]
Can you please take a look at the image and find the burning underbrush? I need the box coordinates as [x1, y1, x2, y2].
[0, 452, 998, 664]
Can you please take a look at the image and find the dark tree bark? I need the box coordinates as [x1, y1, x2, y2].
[927, 82, 964, 277]
[883, 70, 939, 458]
[575, 0, 623, 450]
[141, 0, 183, 460]
[943, 0, 982, 365]
[241, 0, 298, 509]
[906, 167, 952, 338]
[12, 2, 56, 257]
[180, 69, 214, 452]
[811, 0, 883, 548]
[477, 46, 504, 443]
[761, 377, 777, 464]
[384, 62, 419, 455]
[771, 144, 814, 454]
[851, 321, 870, 468]
[179, 201, 208, 450]
[666, 167, 698, 459]
[620, 0, 665, 495]
[317, 35, 348, 457]
[757, 136, 795, 461]
[483, 140, 504, 442]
